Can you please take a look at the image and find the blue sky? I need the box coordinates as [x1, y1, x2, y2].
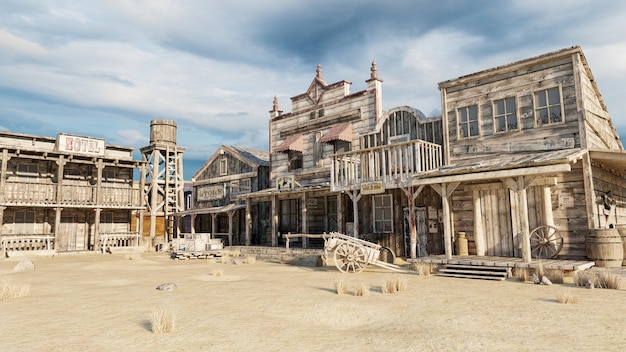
[1, 0, 625, 179]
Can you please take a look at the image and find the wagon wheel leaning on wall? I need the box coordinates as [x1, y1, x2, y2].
[334, 241, 369, 273]
[529, 225, 564, 259]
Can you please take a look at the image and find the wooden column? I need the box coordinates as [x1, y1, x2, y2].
[271, 195, 278, 246]
[0, 206, 5, 258]
[543, 185, 555, 227]
[431, 182, 459, 259]
[211, 213, 217, 235]
[245, 198, 252, 246]
[581, 152, 597, 229]
[346, 190, 361, 238]
[301, 192, 308, 248]
[54, 207, 63, 251]
[137, 162, 146, 242]
[191, 214, 196, 235]
[337, 193, 344, 233]
[504, 176, 536, 263]
[401, 184, 424, 259]
[227, 210, 235, 246]
[0, 149, 8, 201]
[473, 190, 486, 256]
[94, 208, 101, 251]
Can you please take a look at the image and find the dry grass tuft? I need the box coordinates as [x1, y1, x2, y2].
[514, 267, 530, 282]
[124, 254, 141, 261]
[353, 283, 369, 296]
[533, 262, 545, 278]
[245, 256, 256, 264]
[150, 304, 176, 334]
[211, 269, 224, 277]
[382, 275, 408, 294]
[544, 268, 565, 284]
[574, 269, 622, 289]
[334, 276, 348, 295]
[411, 262, 434, 276]
[556, 290, 578, 304]
[0, 277, 31, 301]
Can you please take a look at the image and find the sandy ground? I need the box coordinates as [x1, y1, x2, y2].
[0, 252, 625, 352]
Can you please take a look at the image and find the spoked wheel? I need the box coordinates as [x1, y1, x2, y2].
[334, 242, 368, 273]
[530, 225, 563, 259]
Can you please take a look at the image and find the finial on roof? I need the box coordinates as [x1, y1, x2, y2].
[370, 60, 378, 80]
[272, 95, 280, 111]
[316, 63, 323, 80]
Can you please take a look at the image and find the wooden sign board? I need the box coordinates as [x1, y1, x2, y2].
[197, 185, 224, 201]
[56, 133, 105, 157]
[361, 181, 385, 195]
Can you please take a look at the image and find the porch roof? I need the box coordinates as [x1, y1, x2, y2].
[175, 203, 245, 216]
[412, 148, 587, 185]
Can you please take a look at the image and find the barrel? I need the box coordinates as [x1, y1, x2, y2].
[585, 228, 624, 267]
[616, 225, 626, 266]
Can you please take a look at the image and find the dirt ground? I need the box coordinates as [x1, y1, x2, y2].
[0, 252, 625, 352]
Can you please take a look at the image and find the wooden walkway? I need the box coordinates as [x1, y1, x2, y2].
[412, 255, 595, 271]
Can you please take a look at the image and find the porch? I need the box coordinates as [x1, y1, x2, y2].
[412, 255, 595, 272]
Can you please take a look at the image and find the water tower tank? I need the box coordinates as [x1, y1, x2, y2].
[149, 119, 177, 145]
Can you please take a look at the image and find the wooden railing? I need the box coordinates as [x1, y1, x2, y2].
[99, 232, 141, 252]
[2, 235, 55, 257]
[331, 139, 442, 191]
[3, 182, 141, 207]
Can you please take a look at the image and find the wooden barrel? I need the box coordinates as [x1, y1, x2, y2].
[616, 225, 626, 266]
[586, 228, 624, 267]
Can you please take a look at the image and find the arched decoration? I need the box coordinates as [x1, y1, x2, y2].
[362, 106, 443, 148]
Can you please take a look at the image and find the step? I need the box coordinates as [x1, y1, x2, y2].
[438, 268, 509, 277]
[437, 273, 508, 281]
[436, 264, 511, 280]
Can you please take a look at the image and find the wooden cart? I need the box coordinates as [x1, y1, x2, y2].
[322, 232, 406, 273]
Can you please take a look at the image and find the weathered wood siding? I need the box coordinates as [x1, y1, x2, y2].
[444, 56, 582, 163]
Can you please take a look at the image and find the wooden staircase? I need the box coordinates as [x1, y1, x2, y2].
[437, 264, 511, 280]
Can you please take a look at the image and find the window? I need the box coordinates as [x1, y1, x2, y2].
[103, 169, 116, 180]
[280, 199, 300, 233]
[288, 151, 303, 170]
[373, 194, 393, 233]
[457, 105, 479, 138]
[493, 97, 518, 132]
[534, 87, 563, 125]
[100, 211, 114, 233]
[14, 211, 35, 234]
[219, 157, 227, 176]
[18, 163, 38, 174]
[334, 140, 351, 153]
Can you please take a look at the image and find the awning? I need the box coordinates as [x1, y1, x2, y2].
[274, 134, 304, 153]
[175, 203, 246, 216]
[320, 122, 352, 143]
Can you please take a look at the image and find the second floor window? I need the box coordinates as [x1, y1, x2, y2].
[457, 105, 479, 138]
[219, 157, 228, 176]
[534, 87, 563, 125]
[288, 151, 303, 170]
[494, 97, 518, 132]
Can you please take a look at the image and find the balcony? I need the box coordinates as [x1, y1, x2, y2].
[3, 182, 142, 208]
[330, 139, 442, 192]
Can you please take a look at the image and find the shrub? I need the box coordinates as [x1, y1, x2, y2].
[0, 277, 30, 301]
[353, 283, 369, 296]
[334, 276, 348, 295]
[556, 290, 577, 304]
[150, 305, 176, 334]
[411, 262, 434, 276]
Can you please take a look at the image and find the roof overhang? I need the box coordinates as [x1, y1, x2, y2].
[589, 150, 626, 174]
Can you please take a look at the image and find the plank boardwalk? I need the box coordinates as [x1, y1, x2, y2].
[414, 255, 595, 272]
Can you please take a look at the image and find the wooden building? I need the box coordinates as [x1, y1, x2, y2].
[0, 131, 145, 256]
[179, 145, 269, 246]
[410, 45, 626, 261]
[248, 46, 626, 264]
[246, 63, 445, 256]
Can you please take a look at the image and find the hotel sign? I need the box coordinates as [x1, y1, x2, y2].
[197, 185, 224, 201]
[361, 181, 385, 195]
[56, 134, 105, 157]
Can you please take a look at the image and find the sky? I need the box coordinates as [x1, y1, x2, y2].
[1, 0, 626, 180]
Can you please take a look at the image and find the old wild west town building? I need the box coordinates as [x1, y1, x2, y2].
[176, 145, 270, 247]
[0, 132, 145, 257]
[245, 45, 626, 264]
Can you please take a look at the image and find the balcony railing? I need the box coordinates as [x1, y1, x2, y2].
[331, 139, 442, 192]
[3, 182, 142, 207]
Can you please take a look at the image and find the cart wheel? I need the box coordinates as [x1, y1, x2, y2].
[334, 242, 368, 273]
[530, 225, 563, 259]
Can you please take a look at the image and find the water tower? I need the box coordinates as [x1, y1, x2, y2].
[140, 119, 185, 248]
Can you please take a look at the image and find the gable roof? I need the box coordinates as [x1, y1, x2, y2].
[191, 145, 269, 180]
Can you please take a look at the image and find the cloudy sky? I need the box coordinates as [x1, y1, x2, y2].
[1, 0, 625, 179]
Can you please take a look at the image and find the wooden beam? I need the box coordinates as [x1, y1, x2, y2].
[413, 164, 571, 186]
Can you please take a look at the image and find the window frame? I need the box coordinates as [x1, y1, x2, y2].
[14, 210, 36, 234]
[456, 104, 480, 139]
[372, 194, 393, 233]
[533, 86, 564, 126]
[219, 157, 228, 176]
[288, 150, 303, 171]
[492, 96, 519, 133]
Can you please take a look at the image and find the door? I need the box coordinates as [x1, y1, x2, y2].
[58, 216, 77, 251]
[480, 188, 515, 256]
